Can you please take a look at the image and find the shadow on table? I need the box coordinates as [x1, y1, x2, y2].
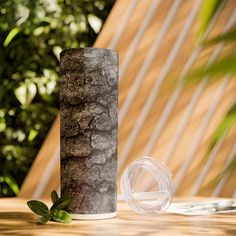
[0, 211, 33, 220]
[0, 211, 78, 236]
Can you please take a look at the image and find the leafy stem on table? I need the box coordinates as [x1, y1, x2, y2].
[27, 190, 72, 224]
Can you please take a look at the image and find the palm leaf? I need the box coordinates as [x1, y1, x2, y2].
[197, 103, 236, 194]
[199, 156, 236, 194]
[208, 102, 236, 153]
[204, 28, 236, 46]
[193, 0, 236, 195]
[198, 102, 236, 168]
[184, 53, 236, 85]
[198, 0, 226, 40]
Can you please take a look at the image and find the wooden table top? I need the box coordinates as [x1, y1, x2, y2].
[0, 198, 235, 236]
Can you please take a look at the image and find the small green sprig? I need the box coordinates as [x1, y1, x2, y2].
[27, 190, 72, 224]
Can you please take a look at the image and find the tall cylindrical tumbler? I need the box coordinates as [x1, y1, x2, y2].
[60, 48, 118, 219]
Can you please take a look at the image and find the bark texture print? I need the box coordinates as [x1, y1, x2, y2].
[60, 48, 118, 214]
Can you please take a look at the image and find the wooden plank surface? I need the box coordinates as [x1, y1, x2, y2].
[0, 198, 236, 236]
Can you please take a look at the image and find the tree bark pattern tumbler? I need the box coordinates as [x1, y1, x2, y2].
[60, 48, 118, 219]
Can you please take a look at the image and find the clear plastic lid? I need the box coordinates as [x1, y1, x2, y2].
[120, 157, 174, 215]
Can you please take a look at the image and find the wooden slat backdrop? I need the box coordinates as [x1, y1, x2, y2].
[20, 0, 236, 198]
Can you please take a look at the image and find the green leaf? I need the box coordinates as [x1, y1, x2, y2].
[198, 0, 225, 40]
[28, 129, 38, 141]
[184, 53, 236, 85]
[52, 46, 62, 60]
[209, 103, 236, 152]
[88, 14, 102, 33]
[50, 196, 71, 211]
[51, 209, 72, 223]
[33, 26, 45, 36]
[37, 215, 51, 224]
[200, 103, 236, 167]
[27, 200, 49, 216]
[204, 28, 236, 46]
[51, 190, 59, 204]
[3, 27, 20, 47]
[14, 82, 37, 105]
[4, 175, 19, 195]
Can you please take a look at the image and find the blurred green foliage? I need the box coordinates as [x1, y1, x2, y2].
[187, 0, 236, 189]
[0, 0, 114, 197]
[192, 0, 236, 154]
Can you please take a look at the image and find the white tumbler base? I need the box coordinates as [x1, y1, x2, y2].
[71, 211, 117, 220]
